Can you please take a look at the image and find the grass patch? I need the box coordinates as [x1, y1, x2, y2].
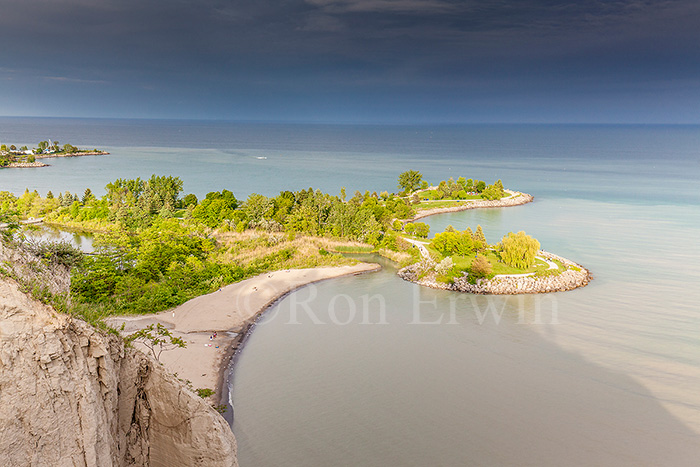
[416, 190, 482, 201]
[445, 250, 552, 276]
[332, 245, 375, 253]
[415, 200, 467, 210]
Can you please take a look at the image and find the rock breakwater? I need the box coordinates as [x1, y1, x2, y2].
[411, 190, 534, 221]
[399, 250, 591, 295]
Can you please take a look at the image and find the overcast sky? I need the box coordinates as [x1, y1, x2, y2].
[1, 0, 699, 123]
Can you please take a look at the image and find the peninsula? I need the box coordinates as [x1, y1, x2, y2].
[0, 140, 108, 168]
[0, 169, 589, 465]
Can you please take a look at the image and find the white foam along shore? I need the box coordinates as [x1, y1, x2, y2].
[106, 263, 380, 400]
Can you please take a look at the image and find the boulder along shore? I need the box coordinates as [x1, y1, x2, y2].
[399, 250, 591, 295]
[410, 190, 534, 221]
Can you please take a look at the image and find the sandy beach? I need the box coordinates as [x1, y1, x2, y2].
[107, 262, 380, 398]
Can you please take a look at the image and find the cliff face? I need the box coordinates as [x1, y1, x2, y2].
[0, 278, 238, 466]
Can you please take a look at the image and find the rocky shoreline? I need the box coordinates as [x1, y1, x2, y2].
[398, 250, 591, 295]
[5, 161, 49, 168]
[411, 190, 534, 221]
[35, 150, 109, 159]
[2, 151, 109, 169]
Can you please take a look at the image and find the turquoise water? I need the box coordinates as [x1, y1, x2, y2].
[2, 119, 699, 464]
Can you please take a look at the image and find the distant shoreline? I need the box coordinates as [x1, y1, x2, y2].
[34, 150, 109, 159]
[2, 151, 109, 169]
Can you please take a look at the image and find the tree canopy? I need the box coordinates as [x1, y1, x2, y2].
[398, 170, 423, 193]
[499, 231, 540, 269]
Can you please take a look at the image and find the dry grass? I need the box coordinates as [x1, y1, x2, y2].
[377, 248, 415, 267]
[213, 230, 373, 269]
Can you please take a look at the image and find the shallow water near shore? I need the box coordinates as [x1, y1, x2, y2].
[2, 119, 700, 465]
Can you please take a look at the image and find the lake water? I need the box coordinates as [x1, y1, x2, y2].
[2, 119, 699, 465]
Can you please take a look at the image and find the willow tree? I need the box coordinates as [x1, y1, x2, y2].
[499, 231, 540, 269]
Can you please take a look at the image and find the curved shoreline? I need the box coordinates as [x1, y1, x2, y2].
[410, 190, 534, 221]
[106, 263, 381, 406]
[398, 250, 591, 294]
[34, 150, 109, 159]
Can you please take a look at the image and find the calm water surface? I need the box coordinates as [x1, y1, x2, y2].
[2, 119, 699, 465]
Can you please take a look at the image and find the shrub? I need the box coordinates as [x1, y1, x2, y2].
[196, 388, 215, 398]
[435, 257, 454, 276]
[470, 255, 492, 278]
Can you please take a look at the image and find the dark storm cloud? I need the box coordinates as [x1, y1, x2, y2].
[1, 0, 699, 121]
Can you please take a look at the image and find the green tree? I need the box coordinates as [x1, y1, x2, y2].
[192, 190, 238, 228]
[431, 231, 460, 255]
[499, 231, 540, 269]
[474, 225, 486, 247]
[0, 208, 20, 243]
[135, 218, 211, 280]
[125, 323, 186, 362]
[404, 222, 416, 236]
[82, 188, 95, 204]
[413, 222, 430, 238]
[397, 170, 423, 193]
[182, 193, 198, 207]
[243, 193, 274, 225]
[481, 181, 505, 200]
[27, 154, 36, 163]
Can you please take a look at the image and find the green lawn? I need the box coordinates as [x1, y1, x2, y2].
[415, 200, 466, 210]
[447, 250, 552, 275]
[414, 192, 513, 211]
[416, 189, 483, 201]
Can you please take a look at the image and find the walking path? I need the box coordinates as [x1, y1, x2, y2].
[402, 237, 560, 278]
[403, 238, 430, 259]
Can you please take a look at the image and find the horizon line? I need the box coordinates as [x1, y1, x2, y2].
[1, 115, 699, 127]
